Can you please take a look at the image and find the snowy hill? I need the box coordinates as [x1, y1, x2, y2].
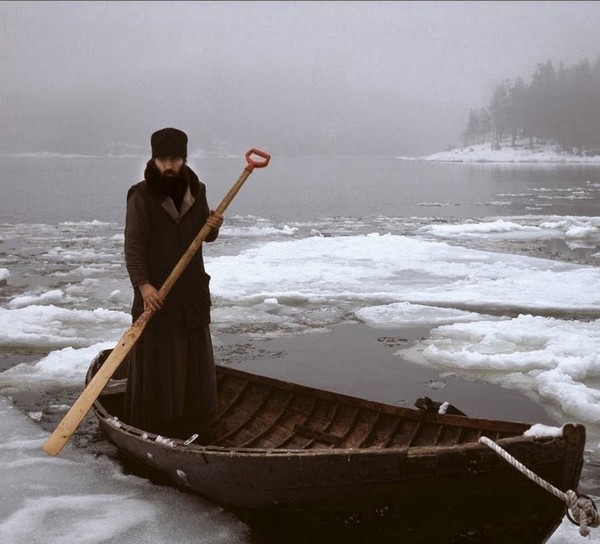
[419, 141, 600, 164]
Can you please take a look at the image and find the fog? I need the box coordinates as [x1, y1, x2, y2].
[1, 1, 600, 157]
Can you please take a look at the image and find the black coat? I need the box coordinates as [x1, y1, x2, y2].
[124, 163, 218, 330]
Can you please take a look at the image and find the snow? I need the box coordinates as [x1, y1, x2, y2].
[420, 141, 600, 163]
[524, 423, 564, 438]
[3, 227, 600, 433]
[0, 397, 248, 544]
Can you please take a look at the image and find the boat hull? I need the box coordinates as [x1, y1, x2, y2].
[89, 349, 585, 543]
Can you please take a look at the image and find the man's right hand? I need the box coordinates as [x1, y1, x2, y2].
[138, 283, 164, 313]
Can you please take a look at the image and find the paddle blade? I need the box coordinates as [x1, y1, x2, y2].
[42, 317, 148, 455]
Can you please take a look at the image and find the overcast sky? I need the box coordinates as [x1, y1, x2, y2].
[1, 1, 600, 156]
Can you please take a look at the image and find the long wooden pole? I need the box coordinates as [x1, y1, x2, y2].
[43, 148, 270, 456]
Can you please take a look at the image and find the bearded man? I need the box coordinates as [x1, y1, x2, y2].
[124, 127, 223, 440]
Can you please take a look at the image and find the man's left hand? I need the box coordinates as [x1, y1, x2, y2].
[206, 211, 224, 230]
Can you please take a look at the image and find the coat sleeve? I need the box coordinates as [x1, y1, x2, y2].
[124, 188, 151, 288]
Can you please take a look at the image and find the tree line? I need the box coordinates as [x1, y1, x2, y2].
[462, 55, 600, 154]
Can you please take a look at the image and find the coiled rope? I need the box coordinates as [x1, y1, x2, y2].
[479, 436, 599, 537]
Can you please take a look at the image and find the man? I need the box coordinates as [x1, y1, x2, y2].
[124, 127, 223, 440]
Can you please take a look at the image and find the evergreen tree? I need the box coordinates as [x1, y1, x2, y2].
[488, 81, 511, 148]
[461, 54, 600, 153]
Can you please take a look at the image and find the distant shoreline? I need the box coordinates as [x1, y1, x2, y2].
[3, 145, 600, 164]
[419, 141, 600, 164]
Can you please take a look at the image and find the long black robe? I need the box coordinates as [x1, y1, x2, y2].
[123, 161, 219, 437]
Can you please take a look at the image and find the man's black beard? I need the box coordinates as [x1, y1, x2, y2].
[145, 160, 189, 209]
[160, 170, 184, 189]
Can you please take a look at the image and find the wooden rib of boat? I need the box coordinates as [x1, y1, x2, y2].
[88, 348, 586, 544]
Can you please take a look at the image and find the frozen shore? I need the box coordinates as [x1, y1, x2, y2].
[418, 141, 600, 164]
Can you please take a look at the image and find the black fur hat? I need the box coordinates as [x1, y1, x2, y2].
[151, 127, 188, 158]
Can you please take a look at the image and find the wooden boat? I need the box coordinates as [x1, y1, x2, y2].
[88, 348, 586, 544]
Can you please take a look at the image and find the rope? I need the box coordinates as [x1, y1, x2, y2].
[479, 436, 599, 538]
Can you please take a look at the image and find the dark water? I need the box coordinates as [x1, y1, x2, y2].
[2, 154, 600, 224]
[232, 323, 555, 424]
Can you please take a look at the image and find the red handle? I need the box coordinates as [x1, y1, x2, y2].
[245, 148, 271, 172]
